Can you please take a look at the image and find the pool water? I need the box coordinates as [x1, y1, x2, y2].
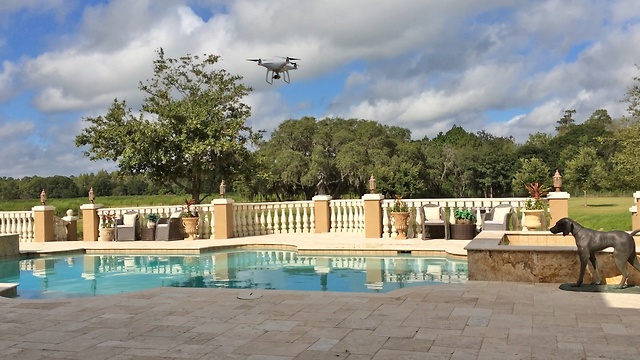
[0, 249, 467, 299]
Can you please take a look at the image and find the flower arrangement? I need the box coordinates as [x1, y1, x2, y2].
[524, 183, 551, 210]
[454, 208, 476, 223]
[181, 199, 199, 218]
[101, 213, 116, 228]
[390, 195, 409, 213]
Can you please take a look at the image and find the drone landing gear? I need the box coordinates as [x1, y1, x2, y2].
[265, 70, 290, 85]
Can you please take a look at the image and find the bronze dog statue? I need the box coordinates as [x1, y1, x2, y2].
[550, 218, 640, 288]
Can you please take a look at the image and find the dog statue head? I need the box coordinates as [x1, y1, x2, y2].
[549, 217, 573, 236]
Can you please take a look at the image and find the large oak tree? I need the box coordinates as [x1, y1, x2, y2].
[76, 49, 259, 203]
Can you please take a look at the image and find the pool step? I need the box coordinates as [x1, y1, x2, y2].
[0, 283, 18, 298]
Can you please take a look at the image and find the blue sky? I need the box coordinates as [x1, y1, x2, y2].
[1, 0, 640, 177]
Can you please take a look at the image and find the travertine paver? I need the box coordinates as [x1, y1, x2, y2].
[1, 282, 639, 359]
[7, 235, 640, 359]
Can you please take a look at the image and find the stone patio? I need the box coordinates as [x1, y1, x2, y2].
[1, 232, 639, 359]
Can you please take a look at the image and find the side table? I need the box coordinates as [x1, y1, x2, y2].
[141, 228, 155, 241]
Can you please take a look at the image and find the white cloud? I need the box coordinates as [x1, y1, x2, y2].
[1, 0, 640, 176]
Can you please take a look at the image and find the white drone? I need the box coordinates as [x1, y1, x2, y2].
[247, 56, 300, 85]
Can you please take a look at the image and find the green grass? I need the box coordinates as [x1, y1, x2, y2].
[568, 196, 635, 231]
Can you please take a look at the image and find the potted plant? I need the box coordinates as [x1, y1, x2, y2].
[99, 213, 116, 241]
[146, 213, 159, 228]
[523, 182, 551, 230]
[390, 195, 410, 239]
[451, 208, 477, 240]
[181, 199, 200, 240]
[453, 208, 476, 225]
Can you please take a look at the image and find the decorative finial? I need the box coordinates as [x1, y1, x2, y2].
[219, 180, 226, 198]
[368, 174, 376, 194]
[553, 170, 562, 192]
[88, 187, 94, 204]
[40, 189, 46, 205]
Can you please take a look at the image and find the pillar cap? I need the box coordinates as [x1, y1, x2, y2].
[362, 194, 384, 201]
[634, 191, 640, 200]
[547, 192, 570, 199]
[212, 198, 234, 205]
[312, 195, 332, 201]
[80, 204, 103, 210]
[630, 205, 637, 213]
[32, 205, 55, 211]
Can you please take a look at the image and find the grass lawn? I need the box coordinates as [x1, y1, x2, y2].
[568, 196, 635, 231]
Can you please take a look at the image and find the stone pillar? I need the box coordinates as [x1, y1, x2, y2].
[32, 205, 55, 242]
[363, 194, 384, 238]
[62, 209, 78, 241]
[213, 198, 234, 239]
[80, 204, 103, 242]
[312, 195, 332, 233]
[547, 192, 570, 228]
[632, 191, 640, 231]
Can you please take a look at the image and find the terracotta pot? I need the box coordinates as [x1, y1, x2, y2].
[391, 212, 410, 239]
[182, 217, 199, 240]
[523, 209, 545, 231]
[99, 227, 115, 242]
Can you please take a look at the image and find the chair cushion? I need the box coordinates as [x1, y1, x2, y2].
[492, 207, 511, 222]
[170, 211, 182, 218]
[423, 206, 441, 221]
[123, 213, 138, 226]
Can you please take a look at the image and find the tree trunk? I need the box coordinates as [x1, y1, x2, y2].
[583, 190, 587, 207]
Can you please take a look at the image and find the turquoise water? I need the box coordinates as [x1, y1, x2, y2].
[0, 249, 467, 299]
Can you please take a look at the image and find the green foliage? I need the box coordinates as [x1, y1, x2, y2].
[146, 213, 159, 223]
[524, 182, 551, 210]
[453, 208, 476, 222]
[512, 158, 551, 196]
[101, 213, 115, 228]
[75, 49, 259, 203]
[555, 109, 576, 135]
[181, 199, 199, 218]
[389, 195, 408, 213]
[563, 146, 609, 194]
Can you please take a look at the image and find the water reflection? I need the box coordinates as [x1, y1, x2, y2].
[0, 250, 467, 298]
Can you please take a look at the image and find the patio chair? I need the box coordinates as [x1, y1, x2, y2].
[155, 212, 183, 241]
[420, 204, 449, 239]
[481, 203, 515, 231]
[115, 211, 140, 241]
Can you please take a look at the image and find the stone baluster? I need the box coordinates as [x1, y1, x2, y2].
[267, 208, 274, 234]
[348, 202, 355, 232]
[288, 205, 295, 233]
[295, 205, 302, 233]
[309, 205, 316, 233]
[280, 206, 287, 233]
[330, 205, 337, 232]
[302, 206, 309, 233]
[273, 206, 280, 234]
[382, 205, 390, 238]
[259, 206, 266, 235]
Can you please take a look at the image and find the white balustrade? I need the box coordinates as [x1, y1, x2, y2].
[0, 211, 34, 242]
[97, 204, 215, 239]
[329, 199, 365, 233]
[382, 198, 529, 238]
[233, 201, 315, 236]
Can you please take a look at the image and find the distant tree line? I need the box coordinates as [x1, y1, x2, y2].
[0, 171, 183, 201]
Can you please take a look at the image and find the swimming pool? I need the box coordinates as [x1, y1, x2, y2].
[0, 249, 467, 299]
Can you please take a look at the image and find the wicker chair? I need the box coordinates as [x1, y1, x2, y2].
[115, 211, 140, 241]
[420, 204, 449, 239]
[155, 212, 183, 241]
[481, 204, 515, 231]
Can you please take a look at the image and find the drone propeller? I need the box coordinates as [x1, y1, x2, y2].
[276, 56, 301, 62]
[247, 58, 263, 65]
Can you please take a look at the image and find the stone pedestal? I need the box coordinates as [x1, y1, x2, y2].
[548, 192, 570, 228]
[62, 209, 78, 241]
[32, 205, 55, 242]
[362, 194, 384, 238]
[312, 195, 332, 233]
[213, 198, 234, 239]
[80, 204, 103, 242]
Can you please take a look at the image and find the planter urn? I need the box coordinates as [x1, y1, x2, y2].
[182, 217, 199, 240]
[391, 212, 410, 239]
[99, 227, 115, 242]
[522, 209, 545, 231]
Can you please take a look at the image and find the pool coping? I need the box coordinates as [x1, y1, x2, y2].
[17, 232, 472, 260]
